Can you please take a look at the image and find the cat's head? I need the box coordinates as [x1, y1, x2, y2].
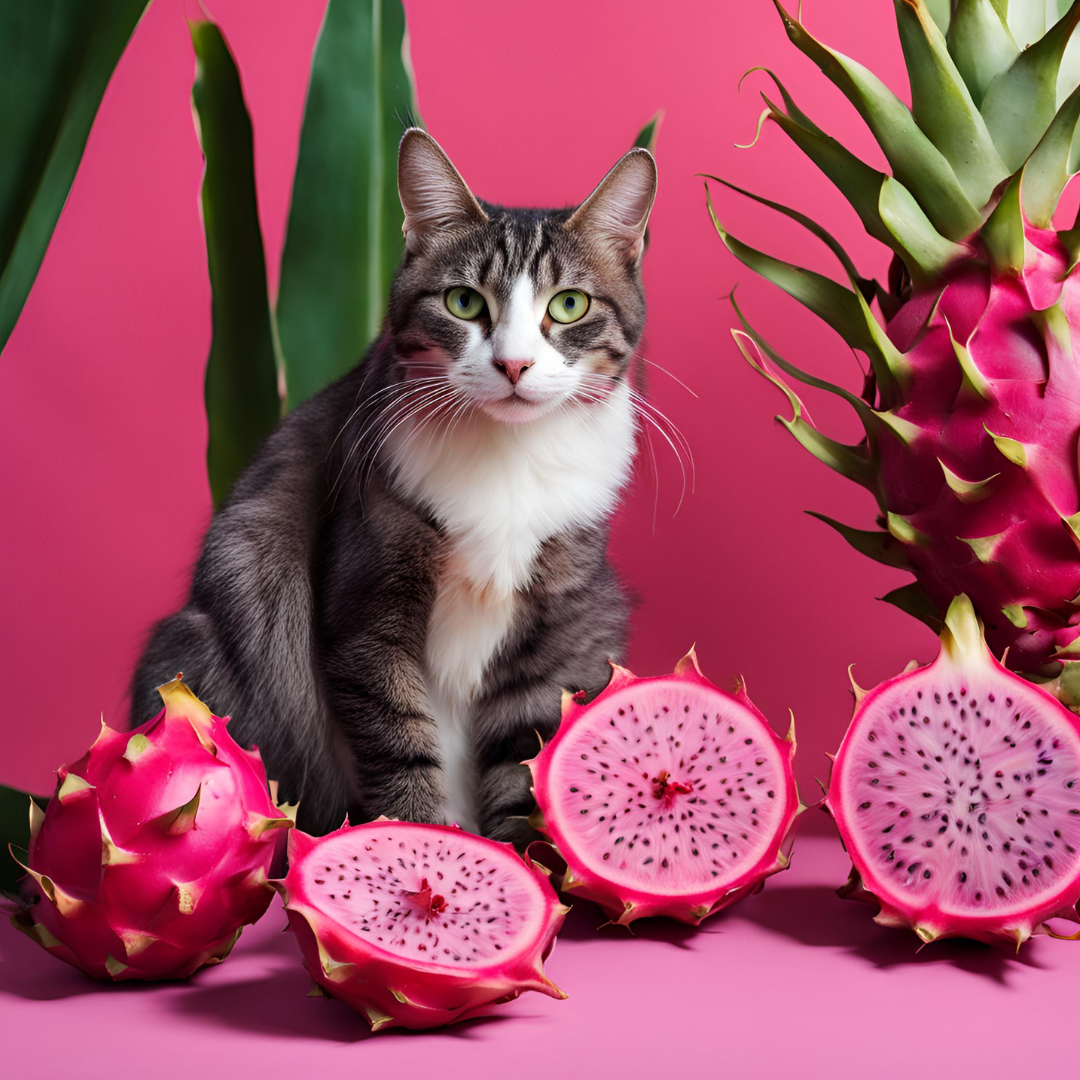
[388, 129, 656, 424]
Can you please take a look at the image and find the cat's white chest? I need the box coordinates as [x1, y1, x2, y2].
[389, 385, 636, 829]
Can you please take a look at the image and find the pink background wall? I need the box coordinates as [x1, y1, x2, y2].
[2, 0, 938, 821]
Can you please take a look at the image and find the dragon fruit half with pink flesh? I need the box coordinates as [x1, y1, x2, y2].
[828, 595, 1080, 946]
[271, 819, 568, 1032]
[10, 676, 292, 980]
[711, 0, 1080, 702]
[527, 650, 801, 926]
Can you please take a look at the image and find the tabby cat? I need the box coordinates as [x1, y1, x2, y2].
[131, 129, 657, 843]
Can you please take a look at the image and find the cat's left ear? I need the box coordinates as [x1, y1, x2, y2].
[566, 148, 657, 264]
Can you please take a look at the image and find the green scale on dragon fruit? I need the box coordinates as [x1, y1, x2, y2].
[708, 0, 1080, 703]
[9, 677, 292, 981]
[828, 595, 1080, 946]
[527, 650, 802, 926]
[272, 820, 568, 1032]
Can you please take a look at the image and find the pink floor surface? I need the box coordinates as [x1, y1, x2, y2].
[2, 833, 1073, 1078]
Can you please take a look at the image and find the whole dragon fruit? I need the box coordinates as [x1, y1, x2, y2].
[526, 651, 801, 926]
[271, 819, 568, 1031]
[9, 676, 292, 980]
[711, 0, 1080, 702]
[827, 594, 1080, 946]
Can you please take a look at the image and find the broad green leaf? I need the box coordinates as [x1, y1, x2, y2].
[633, 111, 663, 152]
[277, 0, 421, 412]
[0, 783, 50, 903]
[947, 0, 1019, 107]
[981, 0, 1080, 170]
[771, 0, 983, 239]
[0, 0, 148, 354]
[190, 22, 281, 509]
[894, 0, 1008, 204]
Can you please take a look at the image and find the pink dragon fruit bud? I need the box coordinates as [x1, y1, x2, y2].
[271, 819, 568, 1031]
[9, 675, 292, 980]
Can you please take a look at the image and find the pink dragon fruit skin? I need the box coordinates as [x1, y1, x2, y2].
[711, 1, 1080, 704]
[876, 229, 1080, 681]
[10, 676, 292, 981]
[527, 651, 801, 927]
[272, 820, 568, 1032]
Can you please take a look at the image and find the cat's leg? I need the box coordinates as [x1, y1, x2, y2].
[319, 492, 446, 826]
[131, 604, 356, 837]
[472, 536, 629, 847]
[130, 607, 242, 725]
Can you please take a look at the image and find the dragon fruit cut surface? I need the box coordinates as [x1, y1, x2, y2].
[272, 819, 568, 1031]
[10, 676, 291, 980]
[527, 650, 801, 926]
[827, 595, 1080, 946]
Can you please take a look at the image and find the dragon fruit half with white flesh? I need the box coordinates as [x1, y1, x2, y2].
[9, 676, 292, 980]
[271, 819, 568, 1032]
[827, 595, 1080, 946]
[527, 650, 801, 926]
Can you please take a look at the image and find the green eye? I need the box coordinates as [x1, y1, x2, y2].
[548, 289, 589, 324]
[446, 287, 485, 320]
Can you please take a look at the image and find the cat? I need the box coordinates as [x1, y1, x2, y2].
[130, 129, 657, 844]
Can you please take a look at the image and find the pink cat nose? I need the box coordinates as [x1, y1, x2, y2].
[493, 358, 534, 385]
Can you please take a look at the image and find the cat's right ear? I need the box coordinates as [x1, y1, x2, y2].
[398, 129, 488, 254]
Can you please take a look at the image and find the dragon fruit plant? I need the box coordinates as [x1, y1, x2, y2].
[827, 594, 1080, 946]
[9, 676, 292, 981]
[272, 820, 567, 1031]
[710, 0, 1080, 703]
[527, 651, 801, 926]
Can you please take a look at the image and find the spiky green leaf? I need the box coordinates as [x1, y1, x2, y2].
[1005, 0, 1048, 49]
[894, 0, 1008, 205]
[276, 0, 421, 411]
[924, 0, 952, 33]
[701, 173, 862, 283]
[772, 0, 983, 239]
[980, 0, 1080, 171]
[732, 330, 877, 490]
[1022, 80, 1080, 226]
[947, 0, 1020, 107]
[980, 172, 1027, 274]
[705, 184, 871, 352]
[808, 512, 914, 569]
[191, 21, 281, 510]
[880, 581, 943, 628]
[760, 95, 966, 283]
[0, 0, 148, 354]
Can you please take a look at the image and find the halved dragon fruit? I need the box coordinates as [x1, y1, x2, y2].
[827, 595, 1080, 947]
[9, 676, 291, 980]
[271, 819, 568, 1031]
[526, 650, 801, 926]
